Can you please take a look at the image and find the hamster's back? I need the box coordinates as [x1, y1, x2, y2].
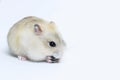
[7, 16, 46, 55]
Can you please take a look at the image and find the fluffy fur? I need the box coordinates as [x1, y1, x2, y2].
[7, 16, 65, 62]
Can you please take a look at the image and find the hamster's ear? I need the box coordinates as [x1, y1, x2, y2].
[34, 24, 42, 35]
[49, 21, 57, 30]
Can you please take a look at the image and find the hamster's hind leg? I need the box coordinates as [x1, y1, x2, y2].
[18, 56, 27, 61]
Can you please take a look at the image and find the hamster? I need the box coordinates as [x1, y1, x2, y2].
[7, 16, 66, 63]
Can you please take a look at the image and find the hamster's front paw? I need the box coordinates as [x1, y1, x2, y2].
[46, 56, 59, 63]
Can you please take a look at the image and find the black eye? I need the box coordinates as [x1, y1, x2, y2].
[49, 41, 56, 47]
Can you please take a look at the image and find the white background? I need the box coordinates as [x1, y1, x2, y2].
[0, 0, 120, 80]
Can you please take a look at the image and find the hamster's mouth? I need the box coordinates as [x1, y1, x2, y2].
[46, 56, 60, 63]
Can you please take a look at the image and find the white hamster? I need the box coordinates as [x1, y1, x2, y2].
[7, 16, 66, 63]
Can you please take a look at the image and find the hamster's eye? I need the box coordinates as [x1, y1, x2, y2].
[49, 41, 56, 47]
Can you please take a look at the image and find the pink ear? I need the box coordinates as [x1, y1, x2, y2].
[34, 24, 42, 35]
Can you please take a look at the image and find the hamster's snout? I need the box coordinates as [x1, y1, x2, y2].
[46, 56, 59, 63]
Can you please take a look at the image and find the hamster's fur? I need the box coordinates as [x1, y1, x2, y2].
[7, 16, 65, 62]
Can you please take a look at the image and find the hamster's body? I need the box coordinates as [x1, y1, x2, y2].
[7, 16, 65, 63]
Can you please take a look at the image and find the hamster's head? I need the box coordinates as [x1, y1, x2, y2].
[33, 21, 66, 62]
